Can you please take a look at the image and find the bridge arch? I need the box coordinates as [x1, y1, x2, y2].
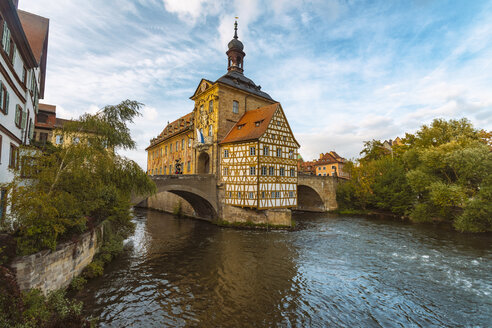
[297, 184, 325, 212]
[159, 186, 216, 220]
[132, 175, 219, 221]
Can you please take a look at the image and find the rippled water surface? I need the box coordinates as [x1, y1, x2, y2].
[76, 209, 492, 327]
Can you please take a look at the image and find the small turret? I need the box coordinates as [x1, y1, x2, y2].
[226, 20, 245, 74]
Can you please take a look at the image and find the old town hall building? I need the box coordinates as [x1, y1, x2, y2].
[146, 22, 300, 210]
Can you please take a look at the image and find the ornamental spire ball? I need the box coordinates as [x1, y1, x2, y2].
[228, 19, 244, 50]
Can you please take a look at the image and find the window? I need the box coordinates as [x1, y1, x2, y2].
[279, 167, 285, 176]
[237, 192, 241, 199]
[276, 148, 282, 157]
[255, 121, 261, 127]
[261, 166, 267, 175]
[248, 192, 254, 199]
[261, 192, 265, 198]
[187, 161, 191, 172]
[182, 139, 185, 150]
[0, 82, 9, 114]
[165, 145, 168, 155]
[170, 144, 173, 153]
[14, 105, 22, 128]
[232, 100, 239, 113]
[208, 124, 213, 136]
[9, 144, 18, 169]
[169, 164, 172, 174]
[269, 166, 274, 175]
[209, 100, 213, 112]
[188, 138, 191, 147]
[55, 135, 63, 145]
[263, 146, 269, 156]
[332, 165, 336, 169]
[22, 66, 27, 85]
[323, 167, 326, 170]
[73, 137, 80, 144]
[276, 120, 281, 126]
[237, 124, 245, 130]
[271, 191, 276, 198]
[223, 167, 228, 176]
[276, 191, 280, 198]
[289, 191, 294, 198]
[289, 150, 294, 159]
[176, 141, 179, 151]
[164, 167, 167, 175]
[290, 168, 295, 177]
[250, 166, 256, 175]
[223, 149, 229, 158]
[228, 192, 232, 198]
[159, 167, 162, 174]
[250, 147, 255, 156]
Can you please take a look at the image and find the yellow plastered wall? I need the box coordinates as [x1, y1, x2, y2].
[147, 130, 194, 175]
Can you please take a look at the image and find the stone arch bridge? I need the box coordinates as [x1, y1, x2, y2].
[132, 174, 339, 221]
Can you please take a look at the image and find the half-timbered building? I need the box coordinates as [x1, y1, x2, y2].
[220, 103, 300, 209]
[146, 21, 300, 213]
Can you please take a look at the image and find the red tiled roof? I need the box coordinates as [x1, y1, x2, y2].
[315, 152, 346, 165]
[147, 112, 194, 149]
[17, 10, 49, 64]
[220, 103, 279, 144]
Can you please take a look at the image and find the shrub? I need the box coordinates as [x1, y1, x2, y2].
[84, 260, 104, 279]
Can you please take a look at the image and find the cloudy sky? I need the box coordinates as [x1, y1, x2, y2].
[20, 0, 492, 168]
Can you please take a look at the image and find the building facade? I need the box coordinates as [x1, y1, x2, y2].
[220, 103, 299, 209]
[33, 102, 55, 144]
[314, 151, 349, 178]
[0, 0, 49, 220]
[147, 21, 300, 211]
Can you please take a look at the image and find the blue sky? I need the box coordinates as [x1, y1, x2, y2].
[20, 0, 492, 168]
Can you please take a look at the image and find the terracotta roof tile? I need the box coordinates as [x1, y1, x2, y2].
[17, 10, 49, 64]
[220, 103, 279, 144]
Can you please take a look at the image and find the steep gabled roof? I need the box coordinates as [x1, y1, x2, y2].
[18, 10, 49, 98]
[146, 112, 194, 150]
[219, 103, 278, 144]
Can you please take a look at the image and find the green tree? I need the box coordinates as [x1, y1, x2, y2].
[4, 100, 156, 255]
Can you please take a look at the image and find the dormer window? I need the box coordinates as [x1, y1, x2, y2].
[254, 120, 263, 127]
[237, 124, 245, 130]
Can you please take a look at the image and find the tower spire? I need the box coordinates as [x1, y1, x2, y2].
[226, 18, 245, 74]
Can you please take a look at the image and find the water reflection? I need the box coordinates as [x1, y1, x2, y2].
[76, 209, 492, 327]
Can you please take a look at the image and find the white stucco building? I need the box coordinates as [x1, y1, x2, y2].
[0, 0, 49, 219]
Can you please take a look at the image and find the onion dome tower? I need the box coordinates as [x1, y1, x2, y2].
[226, 20, 245, 74]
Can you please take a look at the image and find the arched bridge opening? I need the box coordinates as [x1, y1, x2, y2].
[132, 175, 219, 221]
[296, 185, 325, 212]
[165, 189, 217, 220]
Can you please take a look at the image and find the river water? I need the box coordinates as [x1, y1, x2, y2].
[75, 208, 492, 327]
